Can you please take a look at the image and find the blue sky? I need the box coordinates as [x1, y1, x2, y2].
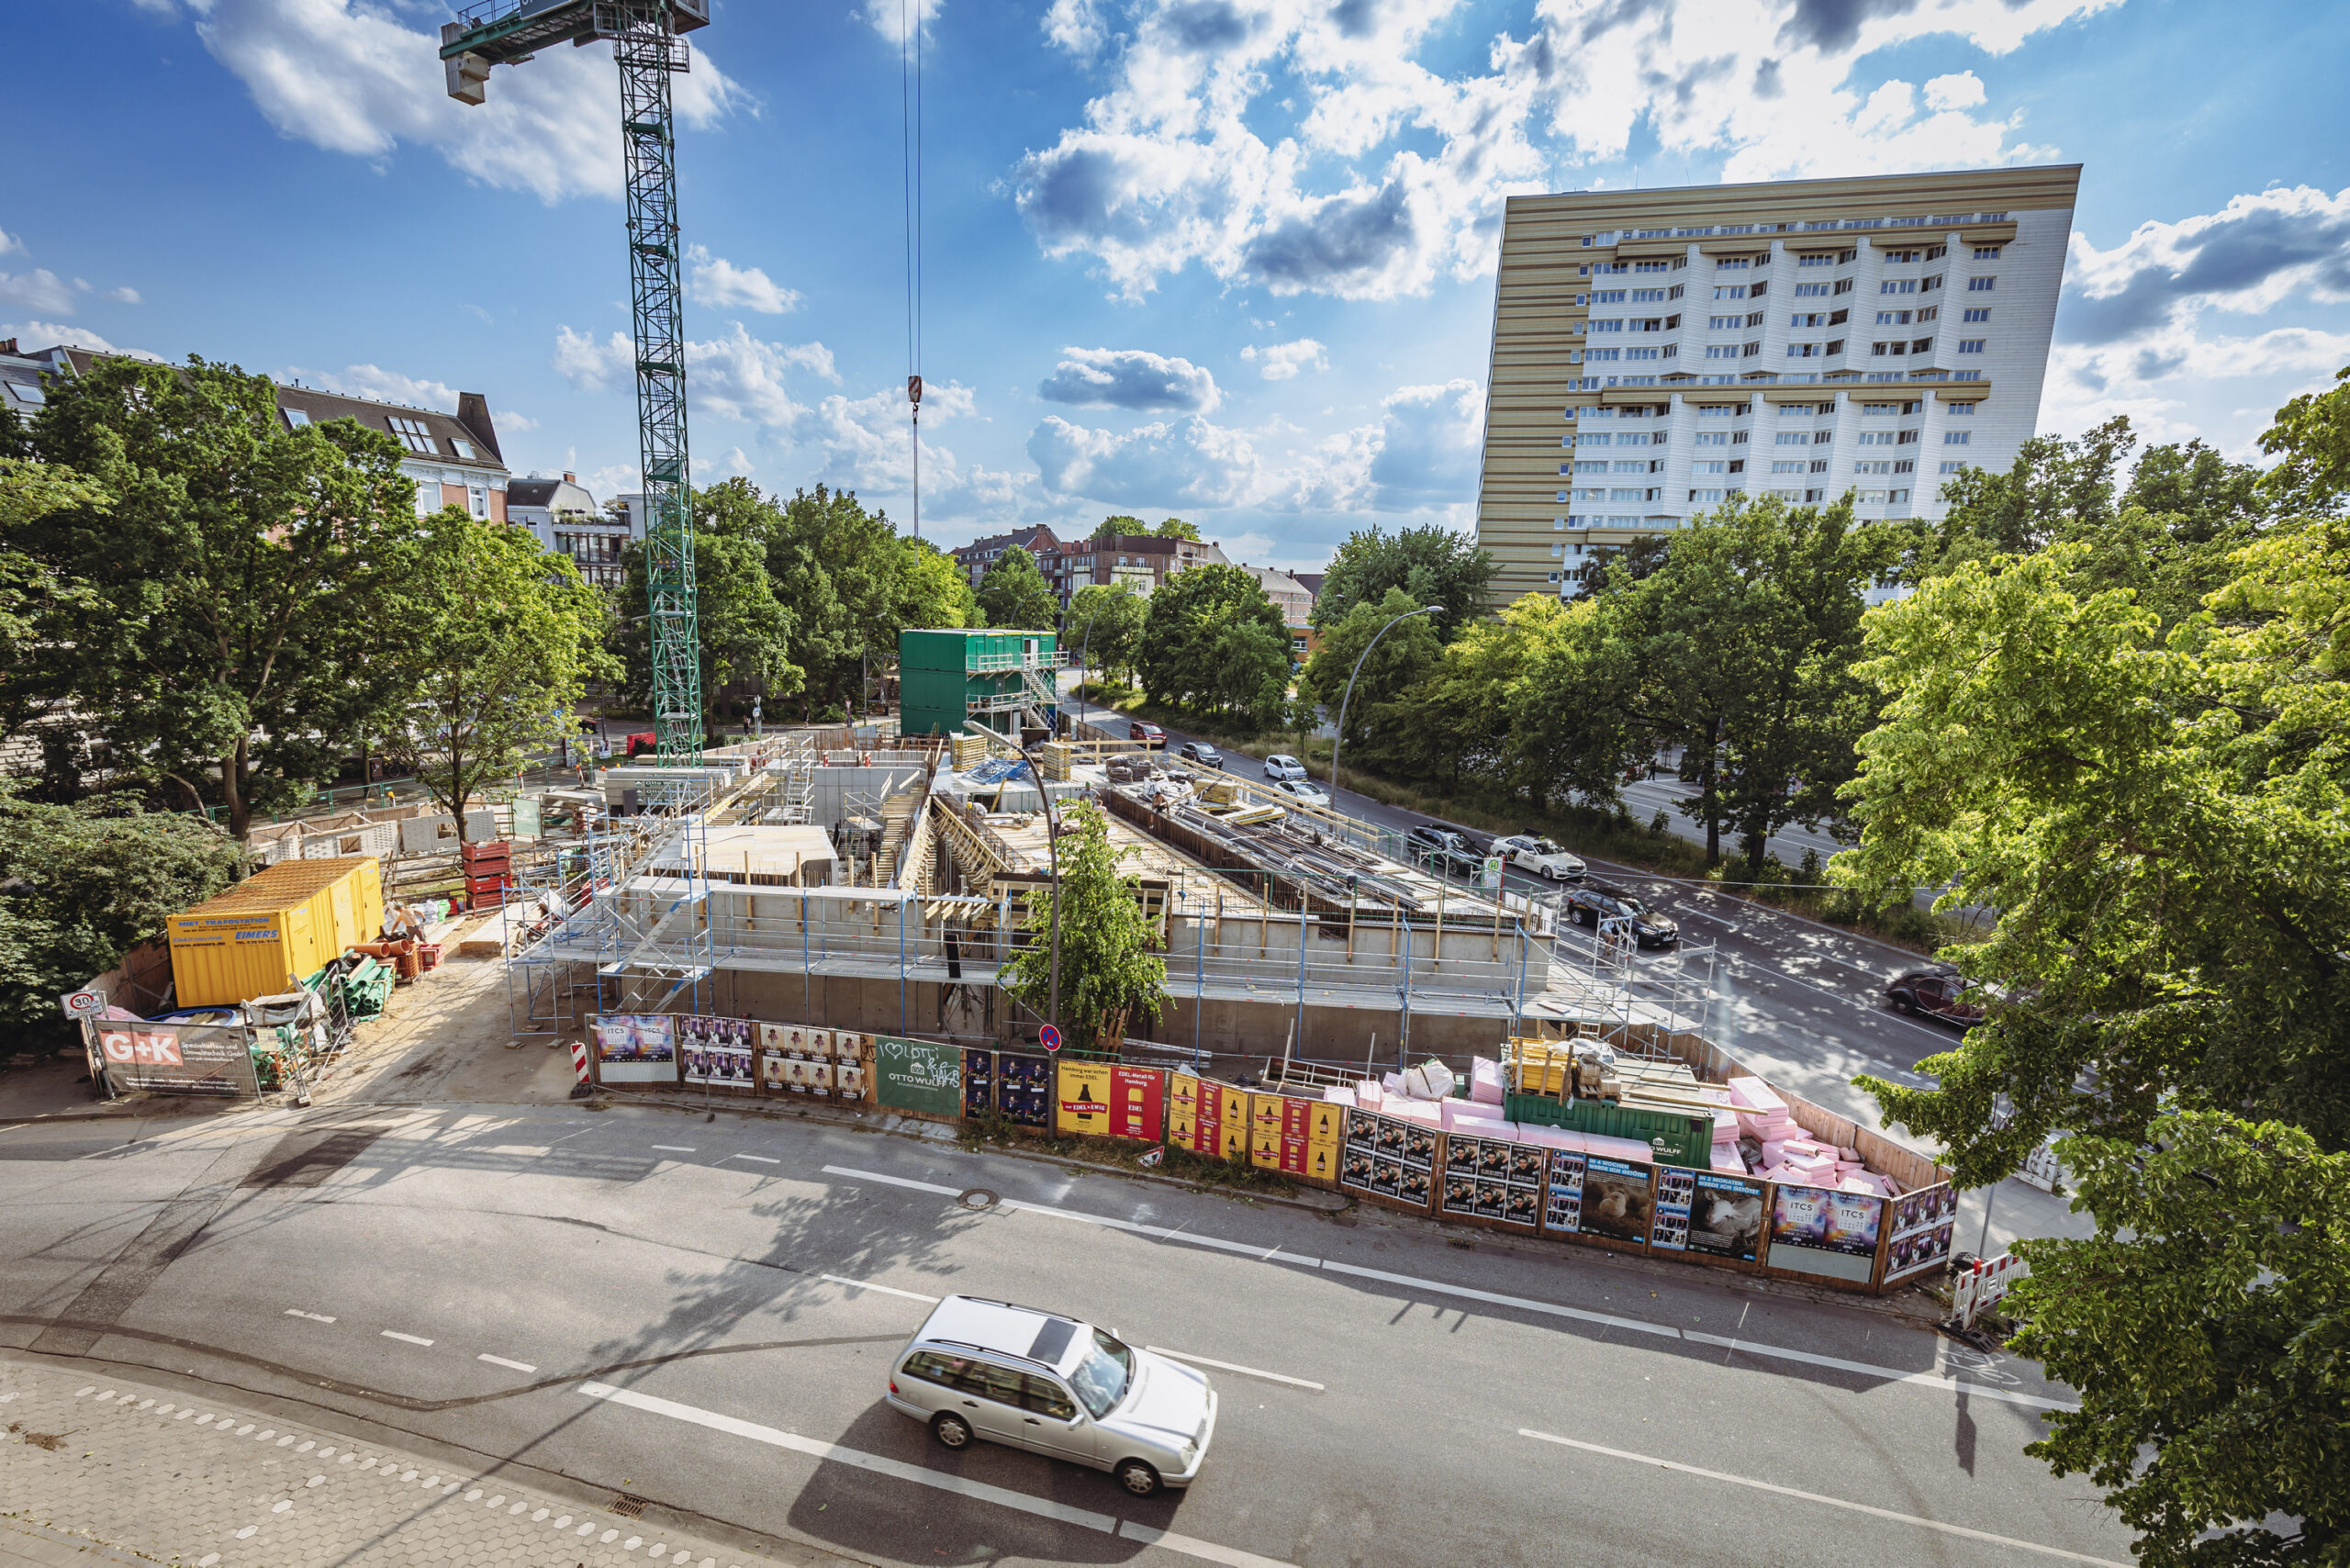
[6, 0, 2347, 568]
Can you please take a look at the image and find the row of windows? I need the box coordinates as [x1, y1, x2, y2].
[1559, 398, 1966, 423]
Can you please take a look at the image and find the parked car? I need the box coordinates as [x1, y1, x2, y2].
[1128, 721, 1166, 747]
[1261, 753, 1308, 782]
[884, 1294, 1216, 1498]
[1561, 882, 1679, 947]
[1270, 778, 1329, 807]
[1404, 823, 1483, 878]
[1886, 965, 1983, 1027]
[1493, 834, 1586, 881]
[1175, 741, 1223, 769]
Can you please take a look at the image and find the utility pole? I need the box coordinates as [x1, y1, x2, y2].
[441, 0, 707, 765]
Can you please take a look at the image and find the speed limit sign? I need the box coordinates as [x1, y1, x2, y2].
[61, 990, 102, 1020]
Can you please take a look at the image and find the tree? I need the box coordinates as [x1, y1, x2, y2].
[0, 456, 106, 753]
[384, 513, 617, 844]
[1090, 514, 1147, 543]
[1151, 517, 1201, 541]
[0, 781, 244, 1036]
[613, 525, 797, 726]
[1066, 580, 1144, 689]
[1382, 594, 1567, 801]
[2006, 1113, 2350, 1566]
[976, 543, 1058, 631]
[2258, 364, 2350, 515]
[1300, 587, 1442, 756]
[1135, 563, 1290, 729]
[1310, 523, 1496, 639]
[19, 357, 429, 837]
[999, 801, 1167, 1055]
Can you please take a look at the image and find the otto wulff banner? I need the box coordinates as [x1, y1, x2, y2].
[1054, 1060, 1167, 1141]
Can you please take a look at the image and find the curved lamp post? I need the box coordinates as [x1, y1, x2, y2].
[1328, 604, 1443, 804]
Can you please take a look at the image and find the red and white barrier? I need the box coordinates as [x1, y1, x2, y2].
[1953, 1251, 2028, 1329]
[569, 1039, 592, 1086]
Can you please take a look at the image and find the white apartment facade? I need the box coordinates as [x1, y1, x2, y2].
[1473, 165, 2080, 604]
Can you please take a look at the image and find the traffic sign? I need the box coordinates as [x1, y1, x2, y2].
[1038, 1024, 1063, 1053]
[61, 990, 102, 1020]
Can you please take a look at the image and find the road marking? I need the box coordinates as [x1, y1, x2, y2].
[649, 1145, 698, 1153]
[822, 1164, 2074, 1411]
[1144, 1348, 1323, 1392]
[477, 1354, 538, 1373]
[579, 1382, 1291, 1567]
[283, 1309, 337, 1324]
[579, 1383, 1117, 1532]
[819, 1273, 940, 1304]
[379, 1330, 434, 1347]
[727, 1153, 781, 1164]
[1518, 1428, 2126, 1564]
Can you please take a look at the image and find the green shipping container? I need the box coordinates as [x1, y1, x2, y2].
[1506, 1092, 1712, 1170]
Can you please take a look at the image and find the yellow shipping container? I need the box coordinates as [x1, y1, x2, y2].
[167, 857, 385, 1007]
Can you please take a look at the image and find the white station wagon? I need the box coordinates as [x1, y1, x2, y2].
[885, 1294, 1217, 1496]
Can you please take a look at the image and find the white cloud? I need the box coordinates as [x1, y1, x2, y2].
[683, 322, 840, 428]
[1241, 338, 1326, 381]
[179, 0, 747, 205]
[1038, 346, 1220, 411]
[553, 327, 633, 392]
[0, 269, 76, 316]
[0, 227, 20, 258]
[723, 446, 755, 477]
[1014, 0, 2100, 300]
[105, 286, 142, 305]
[1270, 378, 1483, 514]
[288, 362, 458, 410]
[1042, 0, 1107, 58]
[687, 245, 801, 314]
[1028, 413, 1262, 507]
[494, 409, 539, 433]
[2, 323, 162, 360]
[861, 0, 943, 43]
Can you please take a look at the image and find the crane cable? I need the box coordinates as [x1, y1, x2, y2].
[901, 0, 923, 539]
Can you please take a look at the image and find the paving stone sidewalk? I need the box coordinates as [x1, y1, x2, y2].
[0, 1363, 862, 1568]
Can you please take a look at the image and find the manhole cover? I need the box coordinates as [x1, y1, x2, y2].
[957, 1188, 1000, 1211]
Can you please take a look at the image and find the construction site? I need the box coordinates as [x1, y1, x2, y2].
[498, 628, 1713, 1071]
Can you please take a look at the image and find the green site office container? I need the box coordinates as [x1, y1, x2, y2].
[1506, 1092, 1712, 1170]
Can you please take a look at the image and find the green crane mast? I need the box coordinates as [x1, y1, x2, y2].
[441, 0, 707, 765]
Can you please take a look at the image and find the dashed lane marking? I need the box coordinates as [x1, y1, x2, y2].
[1518, 1428, 2127, 1564]
[284, 1309, 337, 1324]
[477, 1354, 538, 1373]
[379, 1330, 434, 1347]
[818, 1273, 940, 1304]
[1144, 1347, 1323, 1392]
[650, 1145, 699, 1153]
[727, 1153, 781, 1164]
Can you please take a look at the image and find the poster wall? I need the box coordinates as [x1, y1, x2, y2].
[1768, 1184, 1886, 1283]
[962, 1047, 995, 1118]
[1340, 1108, 1423, 1208]
[1650, 1165, 1696, 1252]
[592, 1014, 678, 1084]
[1578, 1156, 1656, 1246]
[1540, 1150, 1586, 1237]
[1054, 1061, 1166, 1141]
[1883, 1182, 1960, 1282]
[995, 1052, 1051, 1127]
[875, 1036, 961, 1116]
[1685, 1172, 1767, 1263]
[680, 1015, 755, 1089]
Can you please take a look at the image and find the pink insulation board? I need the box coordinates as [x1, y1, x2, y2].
[1470, 1057, 1506, 1105]
[1727, 1077, 1786, 1114]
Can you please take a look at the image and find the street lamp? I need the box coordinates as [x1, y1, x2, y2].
[1328, 604, 1444, 803]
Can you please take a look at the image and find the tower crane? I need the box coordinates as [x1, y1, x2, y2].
[440, 0, 708, 765]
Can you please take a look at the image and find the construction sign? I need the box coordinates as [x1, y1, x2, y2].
[1055, 1061, 1167, 1141]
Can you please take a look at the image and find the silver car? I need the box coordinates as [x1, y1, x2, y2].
[884, 1294, 1216, 1496]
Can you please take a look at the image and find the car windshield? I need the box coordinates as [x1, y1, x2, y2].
[1067, 1328, 1133, 1419]
[1617, 897, 1647, 916]
[1535, 839, 1564, 855]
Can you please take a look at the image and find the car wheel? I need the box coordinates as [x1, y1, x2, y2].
[1113, 1459, 1161, 1497]
[932, 1413, 974, 1450]
[1892, 994, 1916, 1015]
[1577, 907, 1595, 928]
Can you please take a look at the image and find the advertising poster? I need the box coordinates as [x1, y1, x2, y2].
[1580, 1156, 1655, 1245]
[1824, 1191, 1885, 1257]
[1502, 1182, 1541, 1228]
[835, 1059, 867, 1100]
[1371, 1156, 1404, 1200]
[834, 1031, 871, 1061]
[1541, 1149, 1586, 1236]
[758, 1022, 789, 1052]
[962, 1048, 996, 1117]
[1883, 1182, 1960, 1282]
[1340, 1145, 1378, 1197]
[1651, 1166, 1695, 1252]
[1053, 1062, 1164, 1142]
[1055, 1060, 1114, 1137]
[1344, 1107, 1380, 1155]
[1475, 1138, 1511, 1181]
[1214, 1084, 1248, 1160]
[1304, 1135, 1337, 1184]
[1445, 1137, 1481, 1178]
[997, 1054, 1050, 1128]
[1473, 1178, 1508, 1220]
[1440, 1161, 1480, 1216]
[97, 1024, 253, 1095]
[1373, 1116, 1408, 1160]
[1108, 1066, 1166, 1141]
[1687, 1172, 1767, 1262]
[1170, 1072, 1199, 1114]
[760, 1048, 789, 1092]
[1304, 1100, 1341, 1184]
[1771, 1184, 1833, 1249]
[1250, 1120, 1282, 1170]
[1399, 1160, 1433, 1209]
[1401, 1125, 1437, 1174]
[807, 1060, 834, 1093]
[681, 1016, 755, 1088]
[1886, 1221, 1956, 1282]
[1507, 1146, 1546, 1188]
[1769, 1184, 1880, 1282]
[801, 1029, 835, 1058]
[592, 1014, 678, 1084]
[875, 1036, 960, 1116]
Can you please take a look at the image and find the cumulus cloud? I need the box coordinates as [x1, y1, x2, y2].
[861, 0, 944, 43]
[105, 286, 142, 305]
[0, 269, 76, 316]
[1028, 414, 1261, 507]
[1273, 378, 1484, 513]
[1038, 347, 1220, 411]
[177, 0, 747, 205]
[1014, 0, 2098, 300]
[290, 362, 458, 410]
[0, 228, 22, 258]
[684, 322, 835, 429]
[2065, 185, 2350, 346]
[1, 323, 162, 360]
[687, 246, 801, 314]
[553, 327, 634, 392]
[1042, 0, 1108, 58]
[1240, 338, 1327, 381]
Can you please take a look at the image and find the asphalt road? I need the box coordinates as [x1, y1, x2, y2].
[0, 1102, 2131, 1568]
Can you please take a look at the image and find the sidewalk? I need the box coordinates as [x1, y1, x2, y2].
[0, 1361, 862, 1568]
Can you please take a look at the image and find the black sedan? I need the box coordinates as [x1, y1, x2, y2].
[1561, 882, 1680, 948]
[1886, 965, 1983, 1027]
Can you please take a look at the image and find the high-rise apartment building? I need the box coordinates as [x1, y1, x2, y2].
[1473, 165, 2080, 604]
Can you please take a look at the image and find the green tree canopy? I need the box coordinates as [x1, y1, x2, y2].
[1090, 514, 1147, 542]
[1001, 800, 1168, 1054]
[975, 543, 1059, 631]
[1301, 588, 1443, 755]
[1151, 517, 1200, 541]
[614, 525, 797, 725]
[1309, 523, 1496, 639]
[0, 782, 244, 1036]
[1066, 581, 1144, 688]
[386, 512, 617, 843]
[1136, 563, 1290, 730]
[17, 357, 427, 837]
